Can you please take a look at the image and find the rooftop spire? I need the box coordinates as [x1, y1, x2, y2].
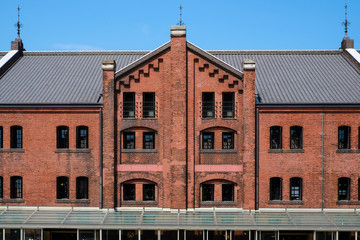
[177, 4, 184, 26]
[342, 2, 350, 40]
[11, 5, 25, 51]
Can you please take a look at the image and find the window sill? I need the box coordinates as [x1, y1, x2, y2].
[336, 200, 360, 205]
[121, 149, 157, 153]
[121, 200, 158, 206]
[200, 201, 237, 206]
[336, 149, 360, 153]
[55, 149, 91, 153]
[123, 118, 157, 120]
[55, 199, 90, 204]
[0, 148, 25, 153]
[200, 149, 237, 154]
[0, 198, 25, 203]
[268, 200, 304, 205]
[268, 149, 304, 153]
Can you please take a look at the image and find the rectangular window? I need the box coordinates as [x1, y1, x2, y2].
[76, 177, 88, 199]
[290, 126, 302, 149]
[270, 126, 282, 149]
[10, 176, 22, 199]
[10, 126, 22, 148]
[123, 183, 135, 201]
[290, 178, 302, 200]
[76, 126, 88, 149]
[202, 183, 214, 201]
[143, 132, 155, 149]
[57, 176, 69, 199]
[222, 184, 234, 201]
[123, 92, 135, 118]
[270, 177, 282, 200]
[338, 126, 350, 149]
[222, 132, 234, 149]
[143, 92, 155, 118]
[123, 132, 135, 149]
[143, 184, 155, 201]
[202, 92, 215, 118]
[202, 132, 214, 149]
[57, 126, 69, 149]
[338, 177, 350, 200]
[0, 126, 3, 148]
[0, 177, 3, 198]
[222, 92, 234, 118]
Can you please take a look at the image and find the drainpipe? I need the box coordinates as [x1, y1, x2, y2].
[255, 107, 259, 210]
[100, 107, 103, 209]
[321, 112, 324, 210]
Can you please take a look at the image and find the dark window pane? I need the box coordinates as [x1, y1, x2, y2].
[338, 177, 350, 200]
[202, 132, 214, 149]
[123, 184, 135, 201]
[76, 126, 88, 149]
[10, 126, 22, 148]
[0, 126, 3, 148]
[57, 126, 69, 149]
[202, 92, 215, 118]
[290, 178, 302, 200]
[270, 126, 282, 149]
[143, 92, 155, 118]
[10, 176, 22, 198]
[290, 126, 302, 149]
[270, 177, 282, 200]
[123, 92, 135, 118]
[143, 132, 155, 149]
[76, 177, 88, 199]
[0, 177, 3, 198]
[202, 183, 214, 201]
[143, 184, 155, 201]
[123, 132, 135, 149]
[222, 184, 234, 201]
[222, 92, 235, 118]
[222, 132, 234, 149]
[57, 176, 69, 199]
[338, 126, 350, 149]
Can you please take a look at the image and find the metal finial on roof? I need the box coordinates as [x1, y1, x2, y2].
[15, 5, 23, 40]
[177, 4, 185, 26]
[342, 2, 350, 40]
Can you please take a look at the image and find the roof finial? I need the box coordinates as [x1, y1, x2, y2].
[342, 2, 350, 40]
[177, 4, 184, 26]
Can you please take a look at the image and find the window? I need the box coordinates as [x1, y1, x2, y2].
[123, 92, 135, 118]
[76, 177, 88, 199]
[338, 177, 350, 200]
[10, 176, 22, 199]
[270, 126, 282, 149]
[270, 177, 282, 200]
[76, 126, 88, 149]
[202, 92, 215, 118]
[290, 126, 302, 149]
[0, 177, 3, 198]
[222, 132, 234, 149]
[222, 184, 234, 201]
[0, 126, 3, 148]
[358, 127, 360, 149]
[143, 92, 155, 118]
[123, 183, 135, 201]
[57, 126, 69, 149]
[143, 184, 155, 201]
[358, 178, 360, 201]
[202, 132, 214, 149]
[338, 126, 350, 149]
[57, 176, 69, 199]
[123, 132, 135, 149]
[202, 183, 214, 201]
[290, 177, 302, 200]
[222, 92, 234, 118]
[10, 126, 22, 148]
[143, 132, 155, 149]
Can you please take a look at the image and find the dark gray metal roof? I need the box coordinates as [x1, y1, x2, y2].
[210, 50, 360, 104]
[0, 51, 148, 104]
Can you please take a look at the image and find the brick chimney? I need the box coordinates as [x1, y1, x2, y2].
[11, 38, 25, 51]
[341, 38, 354, 49]
[101, 59, 116, 208]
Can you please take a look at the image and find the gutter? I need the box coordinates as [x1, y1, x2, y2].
[0, 104, 102, 108]
[255, 107, 259, 210]
[256, 103, 360, 108]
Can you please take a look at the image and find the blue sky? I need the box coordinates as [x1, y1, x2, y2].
[0, 0, 359, 51]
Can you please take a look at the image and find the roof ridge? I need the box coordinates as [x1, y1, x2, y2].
[23, 50, 151, 56]
[207, 50, 342, 55]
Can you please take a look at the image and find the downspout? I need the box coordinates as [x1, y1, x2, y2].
[321, 112, 324, 210]
[255, 107, 259, 210]
[99, 107, 103, 209]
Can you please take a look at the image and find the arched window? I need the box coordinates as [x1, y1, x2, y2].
[338, 126, 350, 149]
[10, 176, 22, 199]
[290, 126, 302, 149]
[10, 126, 22, 148]
[57, 126, 69, 149]
[76, 126, 89, 149]
[290, 177, 302, 200]
[76, 177, 88, 199]
[57, 176, 69, 199]
[338, 177, 350, 200]
[201, 180, 235, 202]
[270, 126, 282, 149]
[270, 177, 282, 200]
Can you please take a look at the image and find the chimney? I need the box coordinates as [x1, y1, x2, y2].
[341, 38, 354, 49]
[11, 38, 25, 51]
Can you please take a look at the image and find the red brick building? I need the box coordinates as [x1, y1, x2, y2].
[0, 26, 360, 240]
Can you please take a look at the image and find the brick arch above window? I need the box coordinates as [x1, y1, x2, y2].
[119, 173, 163, 189]
[120, 126, 158, 133]
[200, 126, 237, 134]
